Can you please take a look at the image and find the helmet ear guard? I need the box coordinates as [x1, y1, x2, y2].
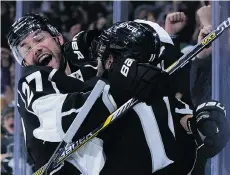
[90, 32, 111, 68]
[134, 19, 176, 65]
[137, 23, 161, 64]
[134, 19, 174, 45]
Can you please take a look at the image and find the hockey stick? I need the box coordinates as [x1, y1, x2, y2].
[34, 17, 230, 175]
[39, 80, 106, 175]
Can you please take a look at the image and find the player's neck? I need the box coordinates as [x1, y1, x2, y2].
[65, 62, 71, 75]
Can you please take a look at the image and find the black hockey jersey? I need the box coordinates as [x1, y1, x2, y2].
[17, 65, 116, 174]
[99, 97, 199, 175]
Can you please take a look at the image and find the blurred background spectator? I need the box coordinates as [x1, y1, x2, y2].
[1, 106, 14, 174]
[1, 47, 15, 110]
[1, 106, 33, 175]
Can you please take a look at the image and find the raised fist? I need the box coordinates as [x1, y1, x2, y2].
[165, 12, 187, 35]
[197, 5, 212, 27]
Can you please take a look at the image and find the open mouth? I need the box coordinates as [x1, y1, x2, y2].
[9, 123, 14, 129]
[37, 53, 53, 66]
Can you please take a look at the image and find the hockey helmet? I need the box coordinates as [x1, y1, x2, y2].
[90, 20, 174, 67]
[7, 13, 66, 69]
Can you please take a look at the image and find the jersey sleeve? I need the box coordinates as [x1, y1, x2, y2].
[173, 97, 193, 115]
[17, 66, 117, 143]
[167, 96, 194, 124]
[160, 43, 192, 105]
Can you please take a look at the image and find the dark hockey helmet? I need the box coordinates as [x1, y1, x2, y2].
[7, 13, 66, 70]
[90, 20, 173, 67]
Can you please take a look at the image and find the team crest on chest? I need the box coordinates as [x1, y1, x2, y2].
[69, 70, 84, 82]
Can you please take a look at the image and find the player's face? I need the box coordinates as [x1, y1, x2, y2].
[96, 55, 114, 77]
[2, 112, 14, 134]
[18, 30, 64, 69]
[104, 55, 114, 70]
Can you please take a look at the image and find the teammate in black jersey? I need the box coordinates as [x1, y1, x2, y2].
[89, 20, 230, 175]
[7, 14, 230, 175]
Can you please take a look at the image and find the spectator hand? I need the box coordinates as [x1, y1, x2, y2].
[0, 154, 10, 162]
[197, 25, 212, 59]
[197, 5, 212, 28]
[165, 12, 187, 35]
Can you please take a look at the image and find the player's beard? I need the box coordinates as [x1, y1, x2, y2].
[50, 41, 63, 70]
[42, 43, 63, 70]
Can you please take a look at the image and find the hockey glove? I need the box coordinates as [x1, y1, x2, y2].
[187, 101, 230, 158]
[108, 58, 170, 106]
[63, 30, 101, 63]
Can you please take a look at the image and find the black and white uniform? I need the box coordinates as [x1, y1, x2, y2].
[100, 97, 197, 175]
[17, 64, 116, 175]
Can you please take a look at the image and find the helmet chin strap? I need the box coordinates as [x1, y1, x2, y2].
[57, 39, 68, 72]
[59, 45, 67, 72]
[59, 54, 67, 72]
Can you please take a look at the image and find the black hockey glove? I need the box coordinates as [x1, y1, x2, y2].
[108, 58, 170, 106]
[187, 100, 230, 158]
[62, 30, 101, 63]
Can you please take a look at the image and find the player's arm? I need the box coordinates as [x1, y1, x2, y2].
[163, 12, 192, 101]
[107, 58, 170, 106]
[179, 100, 230, 158]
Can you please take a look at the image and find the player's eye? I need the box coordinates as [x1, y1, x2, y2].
[34, 34, 45, 43]
[24, 46, 32, 55]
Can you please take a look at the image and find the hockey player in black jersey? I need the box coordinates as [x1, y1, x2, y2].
[89, 20, 230, 175]
[7, 14, 107, 174]
[7, 14, 230, 175]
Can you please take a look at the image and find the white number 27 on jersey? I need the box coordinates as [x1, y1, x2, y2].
[22, 71, 43, 106]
